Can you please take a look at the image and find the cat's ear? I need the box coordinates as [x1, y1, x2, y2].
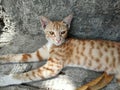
[63, 14, 73, 29]
[40, 16, 51, 29]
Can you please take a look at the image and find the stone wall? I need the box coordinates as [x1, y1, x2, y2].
[0, 0, 120, 90]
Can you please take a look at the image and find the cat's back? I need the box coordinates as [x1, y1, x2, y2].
[63, 38, 120, 49]
[51, 38, 120, 53]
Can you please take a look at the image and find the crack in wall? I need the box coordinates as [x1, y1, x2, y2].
[0, 5, 16, 47]
[0, 17, 5, 34]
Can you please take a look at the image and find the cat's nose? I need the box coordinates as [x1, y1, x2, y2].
[56, 39, 61, 43]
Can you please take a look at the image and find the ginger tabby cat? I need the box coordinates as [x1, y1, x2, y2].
[0, 14, 119, 88]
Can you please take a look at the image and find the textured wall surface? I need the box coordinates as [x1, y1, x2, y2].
[0, 0, 120, 90]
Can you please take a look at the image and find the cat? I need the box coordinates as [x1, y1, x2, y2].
[0, 14, 119, 88]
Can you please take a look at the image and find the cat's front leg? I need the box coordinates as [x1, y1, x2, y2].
[0, 58, 64, 86]
[0, 44, 49, 64]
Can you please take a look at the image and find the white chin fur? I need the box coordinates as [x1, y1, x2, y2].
[54, 43, 62, 46]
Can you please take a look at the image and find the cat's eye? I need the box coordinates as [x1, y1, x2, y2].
[61, 31, 66, 34]
[49, 31, 54, 35]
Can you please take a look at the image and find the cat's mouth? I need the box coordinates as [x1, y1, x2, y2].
[54, 42, 62, 46]
[54, 40, 64, 46]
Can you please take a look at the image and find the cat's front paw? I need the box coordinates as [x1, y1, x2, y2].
[0, 74, 22, 86]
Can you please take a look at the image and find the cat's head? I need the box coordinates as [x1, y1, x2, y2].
[40, 14, 73, 46]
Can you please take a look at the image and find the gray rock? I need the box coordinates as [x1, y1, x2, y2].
[0, 0, 120, 90]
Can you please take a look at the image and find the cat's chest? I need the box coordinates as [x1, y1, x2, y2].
[49, 47, 70, 57]
[48, 45, 75, 61]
